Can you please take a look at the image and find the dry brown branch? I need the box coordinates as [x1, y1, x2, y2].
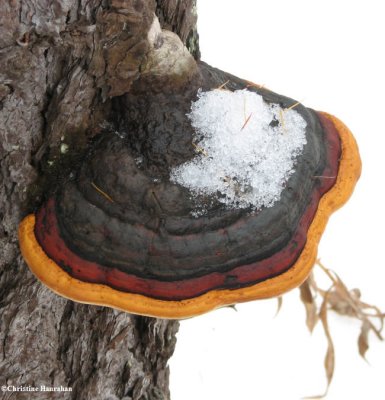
[299, 259, 384, 398]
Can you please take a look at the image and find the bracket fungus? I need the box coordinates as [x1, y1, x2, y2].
[18, 63, 361, 319]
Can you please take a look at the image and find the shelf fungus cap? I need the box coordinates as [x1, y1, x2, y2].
[18, 79, 361, 319]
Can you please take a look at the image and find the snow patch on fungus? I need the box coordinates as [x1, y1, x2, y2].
[170, 89, 307, 212]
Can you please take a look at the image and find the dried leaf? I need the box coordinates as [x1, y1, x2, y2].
[300, 260, 385, 398]
[326, 288, 356, 317]
[358, 320, 370, 361]
[358, 302, 384, 333]
[316, 260, 383, 340]
[274, 296, 283, 317]
[303, 290, 335, 400]
[308, 287, 334, 399]
[300, 279, 313, 303]
[300, 280, 318, 332]
[319, 290, 335, 398]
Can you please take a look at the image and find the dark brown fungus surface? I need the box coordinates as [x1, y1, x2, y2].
[19, 63, 361, 318]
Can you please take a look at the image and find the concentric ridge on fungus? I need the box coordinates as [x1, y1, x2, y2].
[18, 67, 361, 319]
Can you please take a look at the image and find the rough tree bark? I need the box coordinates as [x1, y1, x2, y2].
[0, 1, 199, 399]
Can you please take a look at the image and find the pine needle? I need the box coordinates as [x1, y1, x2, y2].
[192, 142, 208, 156]
[91, 181, 115, 203]
[241, 113, 253, 131]
[312, 175, 337, 179]
[278, 100, 304, 134]
[245, 81, 266, 90]
[285, 100, 302, 111]
[216, 80, 230, 90]
[279, 109, 286, 132]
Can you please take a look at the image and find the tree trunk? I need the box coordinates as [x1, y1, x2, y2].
[0, 1, 199, 399]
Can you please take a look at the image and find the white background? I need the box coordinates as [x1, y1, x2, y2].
[170, 1, 385, 399]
